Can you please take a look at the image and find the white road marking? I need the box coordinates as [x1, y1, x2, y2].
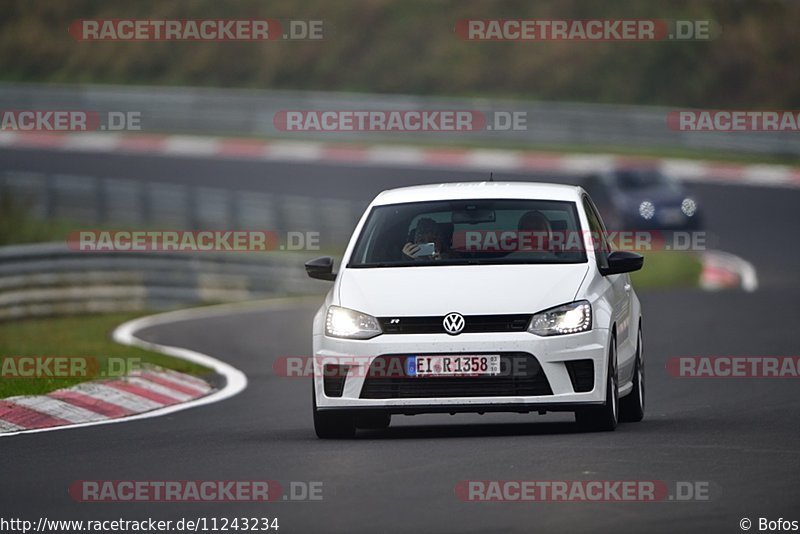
[264, 141, 324, 161]
[0, 296, 329, 437]
[742, 165, 791, 186]
[162, 135, 220, 156]
[62, 132, 122, 152]
[0, 131, 21, 146]
[465, 150, 522, 170]
[561, 154, 616, 174]
[660, 159, 708, 181]
[366, 145, 424, 165]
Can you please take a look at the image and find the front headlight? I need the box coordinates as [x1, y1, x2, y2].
[639, 200, 655, 220]
[681, 197, 697, 217]
[528, 300, 592, 336]
[325, 306, 382, 339]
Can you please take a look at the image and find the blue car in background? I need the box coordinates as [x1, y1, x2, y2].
[581, 167, 702, 231]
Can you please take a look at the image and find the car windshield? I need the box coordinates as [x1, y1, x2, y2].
[348, 198, 587, 267]
[614, 169, 680, 191]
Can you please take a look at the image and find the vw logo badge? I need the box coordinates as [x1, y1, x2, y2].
[442, 312, 465, 335]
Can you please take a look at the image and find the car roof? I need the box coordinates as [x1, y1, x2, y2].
[372, 182, 584, 206]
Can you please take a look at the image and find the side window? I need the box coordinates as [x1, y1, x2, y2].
[582, 196, 610, 269]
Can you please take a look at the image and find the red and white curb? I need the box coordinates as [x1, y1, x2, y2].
[0, 366, 213, 433]
[700, 250, 759, 292]
[0, 303, 251, 438]
[2, 131, 800, 189]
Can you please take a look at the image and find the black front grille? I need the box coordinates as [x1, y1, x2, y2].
[378, 314, 531, 335]
[565, 360, 595, 393]
[360, 353, 552, 399]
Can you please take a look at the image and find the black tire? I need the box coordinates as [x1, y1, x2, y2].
[312, 383, 356, 439]
[620, 327, 645, 423]
[356, 412, 391, 430]
[575, 334, 619, 432]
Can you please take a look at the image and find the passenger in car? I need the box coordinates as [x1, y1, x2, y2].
[517, 210, 553, 252]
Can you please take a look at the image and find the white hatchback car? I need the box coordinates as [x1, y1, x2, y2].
[306, 182, 644, 438]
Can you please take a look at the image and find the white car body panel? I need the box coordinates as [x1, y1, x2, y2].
[311, 181, 642, 413]
[337, 264, 588, 317]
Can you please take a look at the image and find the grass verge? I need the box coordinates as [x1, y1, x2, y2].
[0, 313, 213, 399]
[630, 251, 703, 290]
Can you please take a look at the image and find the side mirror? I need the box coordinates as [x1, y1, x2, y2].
[600, 251, 644, 276]
[305, 256, 337, 281]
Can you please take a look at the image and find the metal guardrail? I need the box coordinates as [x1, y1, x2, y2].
[0, 242, 331, 321]
[1, 82, 797, 156]
[0, 167, 352, 320]
[0, 170, 366, 246]
[0, 168, 356, 321]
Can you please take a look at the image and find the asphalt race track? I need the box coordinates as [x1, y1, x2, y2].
[1, 147, 799, 533]
[2, 146, 798, 289]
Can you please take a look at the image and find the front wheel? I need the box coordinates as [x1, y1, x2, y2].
[620, 327, 645, 422]
[313, 383, 356, 439]
[575, 334, 619, 432]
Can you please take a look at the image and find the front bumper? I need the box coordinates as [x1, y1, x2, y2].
[313, 328, 609, 412]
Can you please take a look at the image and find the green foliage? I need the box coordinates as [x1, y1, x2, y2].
[630, 251, 703, 289]
[0, 190, 90, 246]
[1, 0, 798, 107]
[0, 313, 212, 398]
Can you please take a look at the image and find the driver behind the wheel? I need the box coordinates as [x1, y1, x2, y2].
[402, 217, 453, 259]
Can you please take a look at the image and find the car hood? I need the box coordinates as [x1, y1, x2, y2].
[337, 263, 589, 316]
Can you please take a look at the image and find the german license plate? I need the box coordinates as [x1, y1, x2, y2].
[408, 355, 501, 377]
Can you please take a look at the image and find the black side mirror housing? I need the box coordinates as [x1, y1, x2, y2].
[305, 256, 337, 281]
[600, 250, 644, 276]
